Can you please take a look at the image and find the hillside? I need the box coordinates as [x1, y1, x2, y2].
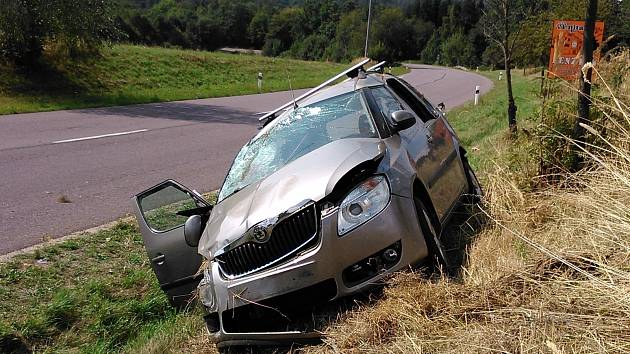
[0, 45, 346, 115]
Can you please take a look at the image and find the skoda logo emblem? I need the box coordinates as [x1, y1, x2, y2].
[252, 226, 269, 243]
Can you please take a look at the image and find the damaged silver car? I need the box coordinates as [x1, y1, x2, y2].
[132, 59, 482, 350]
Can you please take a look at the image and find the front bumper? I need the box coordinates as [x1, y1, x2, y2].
[207, 194, 428, 344]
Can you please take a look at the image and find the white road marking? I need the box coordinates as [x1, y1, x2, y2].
[52, 129, 148, 144]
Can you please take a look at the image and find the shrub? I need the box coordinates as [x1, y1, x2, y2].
[537, 49, 630, 180]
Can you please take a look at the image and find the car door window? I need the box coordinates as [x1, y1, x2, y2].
[368, 86, 404, 124]
[139, 184, 201, 232]
[385, 79, 436, 123]
[397, 78, 442, 118]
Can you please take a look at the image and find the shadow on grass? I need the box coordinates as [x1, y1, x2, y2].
[442, 202, 488, 276]
[2, 59, 99, 95]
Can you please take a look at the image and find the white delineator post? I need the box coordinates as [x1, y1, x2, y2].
[257, 72, 263, 93]
[499, 71, 503, 81]
[474, 85, 480, 105]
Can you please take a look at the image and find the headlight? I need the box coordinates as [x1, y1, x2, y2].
[198, 266, 217, 311]
[338, 175, 390, 235]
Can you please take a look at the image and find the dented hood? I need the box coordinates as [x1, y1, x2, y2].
[198, 138, 385, 259]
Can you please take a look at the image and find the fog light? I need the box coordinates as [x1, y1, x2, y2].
[382, 248, 398, 262]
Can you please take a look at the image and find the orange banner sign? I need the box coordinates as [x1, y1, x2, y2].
[548, 20, 605, 80]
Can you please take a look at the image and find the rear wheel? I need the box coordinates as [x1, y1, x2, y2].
[413, 196, 451, 272]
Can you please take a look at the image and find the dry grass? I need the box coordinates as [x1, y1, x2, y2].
[307, 54, 630, 353]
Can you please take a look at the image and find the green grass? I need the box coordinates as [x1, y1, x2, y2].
[0, 221, 193, 353]
[446, 70, 542, 170]
[0, 69, 541, 353]
[0, 45, 347, 115]
[0, 191, 218, 353]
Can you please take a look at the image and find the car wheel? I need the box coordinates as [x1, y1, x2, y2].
[413, 197, 451, 272]
[462, 156, 483, 204]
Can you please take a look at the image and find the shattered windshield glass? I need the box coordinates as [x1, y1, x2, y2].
[218, 91, 377, 202]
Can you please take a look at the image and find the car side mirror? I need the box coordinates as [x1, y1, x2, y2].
[391, 110, 416, 132]
[437, 102, 445, 111]
[184, 215, 203, 247]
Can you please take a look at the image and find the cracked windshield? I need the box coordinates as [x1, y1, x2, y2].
[219, 91, 377, 201]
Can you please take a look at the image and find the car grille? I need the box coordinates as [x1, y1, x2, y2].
[216, 205, 319, 278]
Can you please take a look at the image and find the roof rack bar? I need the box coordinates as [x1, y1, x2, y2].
[366, 61, 387, 72]
[258, 58, 371, 122]
[341, 60, 387, 83]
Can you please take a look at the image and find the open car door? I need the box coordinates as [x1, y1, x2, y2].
[132, 180, 212, 308]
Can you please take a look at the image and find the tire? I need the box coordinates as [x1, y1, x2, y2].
[462, 156, 483, 204]
[413, 196, 451, 272]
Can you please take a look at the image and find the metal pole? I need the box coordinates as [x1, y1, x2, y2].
[364, 0, 372, 58]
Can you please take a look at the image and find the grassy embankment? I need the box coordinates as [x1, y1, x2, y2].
[0, 68, 531, 353]
[0, 44, 349, 115]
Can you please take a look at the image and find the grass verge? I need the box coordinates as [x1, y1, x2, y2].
[0, 45, 347, 115]
[446, 70, 541, 168]
[0, 220, 203, 353]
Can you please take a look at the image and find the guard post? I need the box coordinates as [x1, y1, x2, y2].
[474, 85, 480, 105]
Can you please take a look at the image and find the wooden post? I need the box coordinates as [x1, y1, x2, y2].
[572, 0, 598, 171]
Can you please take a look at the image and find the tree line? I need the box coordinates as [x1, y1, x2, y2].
[113, 0, 491, 65]
[113, 0, 628, 66]
[1, 0, 628, 67]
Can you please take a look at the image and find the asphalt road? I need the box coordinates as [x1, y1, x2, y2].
[0, 65, 492, 255]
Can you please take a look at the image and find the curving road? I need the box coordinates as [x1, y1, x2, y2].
[0, 65, 492, 255]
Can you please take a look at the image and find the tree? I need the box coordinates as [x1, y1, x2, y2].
[290, 33, 328, 60]
[129, 14, 160, 45]
[370, 8, 418, 62]
[155, 17, 190, 47]
[0, 0, 117, 64]
[327, 9, 365, 62]
[420, 33, 441, 64]
[263, 7, 306, 56]
[481, 42, 503, 69]
[214, 0, 254, 48]
[189, 16, 224, 50]
[440, 32, 476, 67]
[480, 0, 543, 134]
[412, 20, 436, 59]
[248, 9, 270, 49]
[303, 0, 340, 40]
